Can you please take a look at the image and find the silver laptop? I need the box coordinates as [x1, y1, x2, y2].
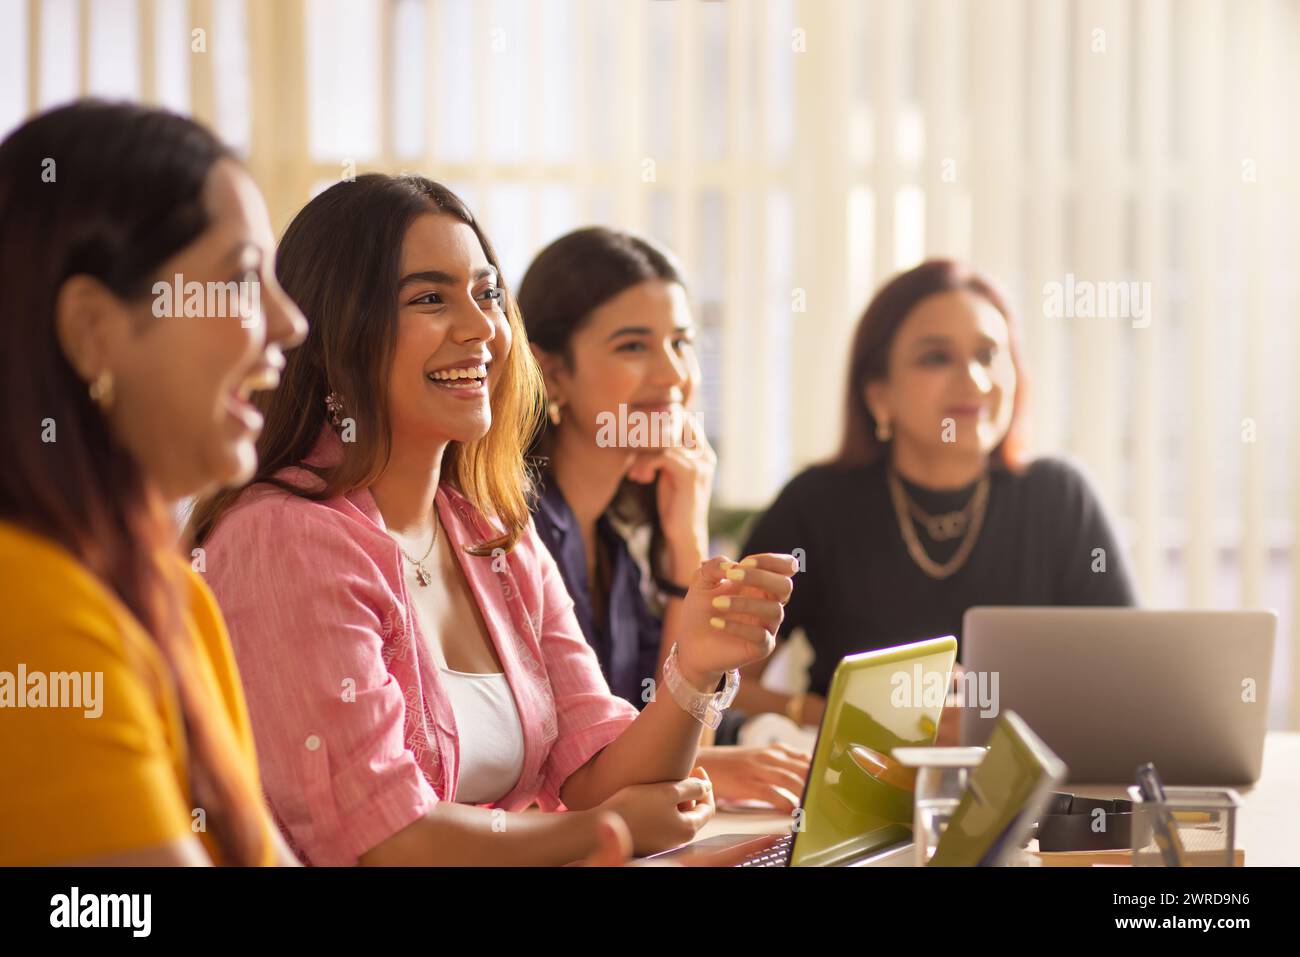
[960, 607, 1276, 784]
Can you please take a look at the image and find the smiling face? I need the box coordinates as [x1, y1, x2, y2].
[538, 278, 698, 449]
[387, 212, 511, 449]
[61, 158, 308, 500]
[866, 288, 1017, 459]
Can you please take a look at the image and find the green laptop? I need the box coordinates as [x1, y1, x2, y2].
[654, 635, 958, 867]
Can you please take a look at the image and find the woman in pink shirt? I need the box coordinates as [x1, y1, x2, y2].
[187, 174, 797, 866]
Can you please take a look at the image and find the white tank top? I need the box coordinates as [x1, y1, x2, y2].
[386, 526, 525, 805]
[437, 667, 525, 804]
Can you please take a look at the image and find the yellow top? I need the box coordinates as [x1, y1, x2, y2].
[0, 520, 277, 865]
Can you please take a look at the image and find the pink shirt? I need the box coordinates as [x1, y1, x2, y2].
[202, 428, 639, 865]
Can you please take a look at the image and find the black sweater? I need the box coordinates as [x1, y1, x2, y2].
[741, 456, 1138, 697]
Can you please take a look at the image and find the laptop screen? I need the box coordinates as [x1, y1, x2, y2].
[790, 636, 957, 867]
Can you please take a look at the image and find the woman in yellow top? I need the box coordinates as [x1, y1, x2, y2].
[0, 101, 307, 865]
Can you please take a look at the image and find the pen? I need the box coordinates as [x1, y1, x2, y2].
[1136, 762, 1186, 867]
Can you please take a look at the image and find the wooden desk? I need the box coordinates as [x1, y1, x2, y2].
[696, 731, 1300, 867]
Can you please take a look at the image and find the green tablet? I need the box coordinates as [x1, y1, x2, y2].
[927, 710, 1066, 867]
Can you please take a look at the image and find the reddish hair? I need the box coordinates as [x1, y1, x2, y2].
[833, 259, 1027, 469]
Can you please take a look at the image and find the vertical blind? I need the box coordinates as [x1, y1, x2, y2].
[3, 0, 1297, 729]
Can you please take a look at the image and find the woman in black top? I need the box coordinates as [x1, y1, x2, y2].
[740, 259, 1137, 730]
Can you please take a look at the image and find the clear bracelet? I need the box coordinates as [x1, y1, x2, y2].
[661, 642, 739, 730]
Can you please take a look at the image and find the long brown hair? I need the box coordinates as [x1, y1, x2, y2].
[834, 258, 1027, 470]
[187, 174, 544, 554]
[517, 227, 689, 578]
[0, 101, 269, 865]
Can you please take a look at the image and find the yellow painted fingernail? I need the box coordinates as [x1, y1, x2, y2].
[712, 596, 731, 610]
[726, 568, 745, 582]
[740, 557, 758, 568]
[709, 617, 726, 630]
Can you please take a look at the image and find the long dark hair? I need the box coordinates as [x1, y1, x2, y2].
[834, 258, 1027, 469]
[517, 226, 689, 577]
[187, 174, 544, 554]
[0, 101, 269, 865]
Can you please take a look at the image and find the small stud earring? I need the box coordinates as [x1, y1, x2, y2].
[547, 400, 562, 427]
[88, 370, 115, 412]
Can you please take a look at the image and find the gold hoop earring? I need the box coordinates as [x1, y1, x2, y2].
[875, 417, 892, 442]
[88, 370, 115, 412]
[547, 401, 562, 427]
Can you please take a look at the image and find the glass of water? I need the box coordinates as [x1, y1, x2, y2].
[893, 747, 988, 867]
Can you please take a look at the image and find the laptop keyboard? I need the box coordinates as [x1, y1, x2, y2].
[737, 833, 794, 867]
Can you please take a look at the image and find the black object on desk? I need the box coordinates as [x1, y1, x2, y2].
[1035, 792, 1151, 852]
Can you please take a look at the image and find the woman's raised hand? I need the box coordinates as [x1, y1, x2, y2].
[673, 553, 799, 689]
[627, 423, 717, 586]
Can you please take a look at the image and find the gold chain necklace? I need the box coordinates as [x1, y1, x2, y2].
[905, 495, 971, 541]
[887, 469, 990, 580]
[395, 513, 439, 587]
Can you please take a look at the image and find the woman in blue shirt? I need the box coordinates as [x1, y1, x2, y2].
[519, 227, 809, 812]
